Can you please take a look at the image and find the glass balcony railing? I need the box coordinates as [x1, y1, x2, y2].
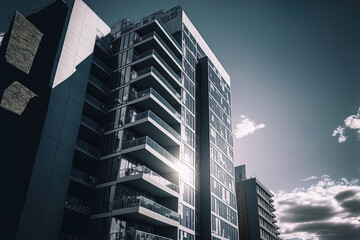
[95, 35, 113, 55]
[109, 230, 172, 240]
[75, 138, 101, 158]
[134, 16, 182, 51]
[122, 136, 179, 166]
[125, 110, 180, 141]
[133, 49, 181, 84]
[81, 115, 104, 134]
[128, 88, 180, 119]
[65, 195, 92, 215]
[85, 93, 108, 112]
[70, 167, 98, 186]
[134, 32, 181, 66]
[113, 196, 180, 222]
[92, 55, 112, 74]
[88, 75, 110, 95]
[118, 165, 179, 193]
[131, 67, 181, 100]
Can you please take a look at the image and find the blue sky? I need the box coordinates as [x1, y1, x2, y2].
[1, 0, 359, 239]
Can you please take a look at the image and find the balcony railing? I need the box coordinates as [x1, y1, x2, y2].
[65, 195, 92, 215]
[85, 93, 108, 112]
[113, 196, 179, 222]
[133, 49, 181, 84]
[135, 16, 182, 51]
[76, 138, 101, 158]
[96, 35, 112, 55]
[92, 55, 112, 74]
[122, 136, 179, 166]
[134, 32, 181, 66]
[81, 115, 104, 134]
[125, 110, 180, 140]
[131, 67, 181, 100]
[88, 74, 110, 95]
[109, 230, 172, 240]
[70, 167, 98, 186]
[118, 165, 179, 193]
[128, 88, 180, 119]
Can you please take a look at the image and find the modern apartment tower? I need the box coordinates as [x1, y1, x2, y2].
[235, 165, 280, 240]
[0, 0, 238, 239]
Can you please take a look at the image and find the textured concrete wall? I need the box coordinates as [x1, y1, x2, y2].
[5, 12, 43, 74]
[0, 81, 36, 115]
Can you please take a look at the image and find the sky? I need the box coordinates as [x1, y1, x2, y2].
[1, 0, 359, 239]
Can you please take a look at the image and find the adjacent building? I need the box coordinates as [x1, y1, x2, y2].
[235, 165, 280, 240]
[0, 0, 238, 239]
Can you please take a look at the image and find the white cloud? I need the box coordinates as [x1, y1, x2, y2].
[332, 107, 360, 143]
[332, 126, 347, 143]
[274, 175, 360, 240]
[301, 176, 318, 182]
[234, 115, 265, 139]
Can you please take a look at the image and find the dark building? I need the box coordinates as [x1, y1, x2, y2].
[0, 0, 238, 239]
[235, 165, 280, 240]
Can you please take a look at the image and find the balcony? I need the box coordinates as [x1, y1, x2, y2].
[88, 74, 110, 97]
[124, 110, 180, 147]
[131, 67, 181, 106]
[92, 55, 111, 80]
[112, 196, 179, 227]
[65, 195, 92, 215]
[109, 230, 172, 240]
[117, 165, 179, 198]
[132, 49, 181, 88]
[80, 115, 104, 136]
[135, 17, 182, 56]
[121, 136, 179, 173]
[84, 93, 107, 117]
[95, 35, 112, 56]
[127, 88, 180, 126]
[133, 32, 181, 72]
[69, 167, 98, 187]
[75, 138, 101, 160]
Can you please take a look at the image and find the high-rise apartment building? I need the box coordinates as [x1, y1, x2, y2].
[0, 0, 238, 239]
[235, 165, 280, 240]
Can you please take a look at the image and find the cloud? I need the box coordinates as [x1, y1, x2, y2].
[332, 107, 360, 143]
[274, 175, 360, 240]
[234, 115, 265, 139]
[332, 126, 347, 143]
[301, 176, 318, 182]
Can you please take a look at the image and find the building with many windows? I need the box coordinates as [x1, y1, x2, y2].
[235, 165, 280, 240]
[0, 0, 238, 239]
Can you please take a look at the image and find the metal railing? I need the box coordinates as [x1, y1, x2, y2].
[85, 93, 108, 112]
[118, 165, 179, 193]
[113, 196, 179, 222]
[88, 74, 110, 95]
[133, 32, 181, 66]
[131, 67, 181, 100]
[75, 138, 101, 158]
[125, 110, 180, 140]
[133, 49, 181, 84]
[70, 167, 98, 186]
[65, 195, 92, 215]
[121, 136, 179, 166]
[109, 230, 172, 240]
[81, 115, 104, 134]
[128, 88, 180, 119]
